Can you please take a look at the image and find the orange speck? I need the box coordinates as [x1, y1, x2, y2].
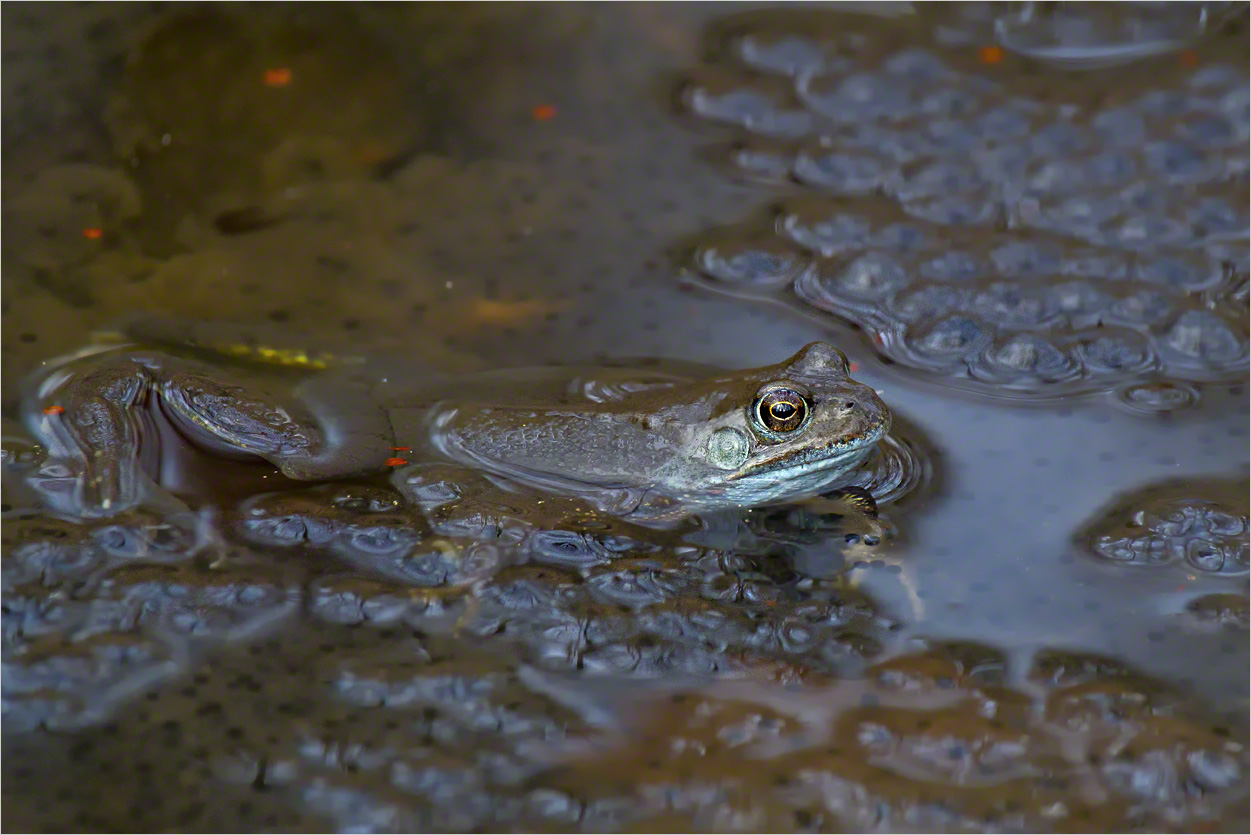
[849, 362, 860, 373]
[82, 228, 103, 240]
[532, 104, 558, 121]
[390, 446, 411, 452]
[43, 406, 65, 416]
[385, 457, 408, 467]
[978, 45, 1005, 65]
[466, 298, 568, 327]
[263, 67, 292, 87]
[357, 141, 394, 166]
[1179, 49, 1199, 68]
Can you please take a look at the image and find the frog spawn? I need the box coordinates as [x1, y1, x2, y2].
[1185, 594, 1250, 630]
[988, 3, 1232, 70]
[4, 444, 1245, 830]
[0, 460, 912, 829]
[677, 10, 1248, 404]
[234, 466, 901, 680]
[15, 634, 1238, 833]
[3, 363, 932, 727]
[1079, 480, 1249, 576]
[507, 643, 1248, 832]
[1, 508, 300, 731]
[687, 201, 1246, 403]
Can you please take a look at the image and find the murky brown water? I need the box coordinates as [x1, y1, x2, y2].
[3, 3, 1248, 832]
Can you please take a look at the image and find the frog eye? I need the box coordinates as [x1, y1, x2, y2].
[755, 388, 809, 434]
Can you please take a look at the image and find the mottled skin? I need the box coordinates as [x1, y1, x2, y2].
[22, 336, 889, 519]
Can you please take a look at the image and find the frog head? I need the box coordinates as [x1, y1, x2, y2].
[668, 342, 890, 508]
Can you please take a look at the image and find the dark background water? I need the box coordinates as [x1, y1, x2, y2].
[3, 3, 1248, 831]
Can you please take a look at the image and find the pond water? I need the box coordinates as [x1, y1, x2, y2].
[2, 3, 1248, 831]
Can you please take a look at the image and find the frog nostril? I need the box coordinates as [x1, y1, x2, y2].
[843, 401, 856, 410]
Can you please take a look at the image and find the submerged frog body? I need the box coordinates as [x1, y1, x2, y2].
[21, 328, 889, 520]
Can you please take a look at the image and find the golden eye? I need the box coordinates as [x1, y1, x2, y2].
[756, 388, 808, 433]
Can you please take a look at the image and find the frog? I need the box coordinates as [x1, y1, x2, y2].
[19, 320, 891, 522]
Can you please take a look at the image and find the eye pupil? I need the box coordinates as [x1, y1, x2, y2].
[771, 402, 795, 419]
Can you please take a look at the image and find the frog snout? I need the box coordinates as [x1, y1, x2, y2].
[836, 389, 891, 435]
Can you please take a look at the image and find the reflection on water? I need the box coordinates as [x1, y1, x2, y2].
[2, 3, 1248, 832]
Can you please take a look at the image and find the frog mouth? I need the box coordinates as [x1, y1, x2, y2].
[734, 419, 889, 481]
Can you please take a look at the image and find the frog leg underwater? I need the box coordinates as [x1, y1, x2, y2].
[27, 350, 391, 516]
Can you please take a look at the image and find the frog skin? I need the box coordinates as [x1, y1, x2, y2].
[21, 332, 890, 520]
